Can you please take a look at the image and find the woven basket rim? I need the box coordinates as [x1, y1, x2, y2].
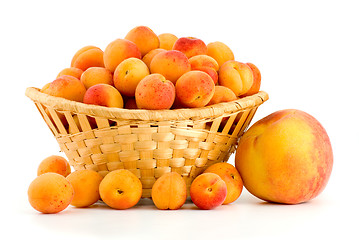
[25, 87, 269, 121]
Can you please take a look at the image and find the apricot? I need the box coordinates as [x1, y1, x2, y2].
[142, 48, 166, 69]
[158, 33, 178, 50]
[37, 155, 71, 177]
[172, 37, 207, 59]
[57, 67, 83, 79]
[207, 41, 235, 67]
[103, 39, 141, 72]
[40, 82, 51, 93]
[194, 66, 218, 84]
[204, 163, 243, 204]
[207, 86, 237, 106]
[190, 173, 227, 210]
[83, 84, 124, 108]
[80, 67, 113, 89]
[28, 173, 74, 214]
[150, 50, 191, 84]
[125, 26, 160, 57]
[66, 169, 103, 208]
[175, 70, 215, 108]
[241, 63, 261, 97]
[99, 169, 142, 210]
[71, 45, 100, 67]
[218, 60, 254, 97]
[135, 74, 175, 110]
[113, 58, 150, 97]
[72, 47, 105, 71]
[44, 75, 87, 102]
[151, 172, 187, 210]
[235, 109, 333, 204]
[189, 55, 219, 71]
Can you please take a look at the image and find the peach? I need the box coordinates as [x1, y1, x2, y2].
[142, 48, 166, 69]
[207, 86, 237, 106]
[83, 84, 124, 108]
[241, 63, 261, 97]
[189, 55, 219, 71]
[37, 155, 71, 177]
[103, 39, 141, 72]
[125, 26, 160, 57]
[207, 41, 234, 67]
[150, 50, 191, 84]
[28, 173, 74, 214]
[80, 67, 113, 89]
[113, 58, 150, 97]
[44, 75, 87, 102]
[204, 163, 243, 204]
[72, 47, 105, 71]
[218, 60, 254, 97]
[135, 74, 175, 110]
[151, 172, 187, 210]
[66, 169, 103, 208]
[172, 37, 207, 59]
[124, 98, 138, 109]
[158, 33, 178, 50]
[190, 173, 227, 210]
[175, 70, 215, 108]
[99, 169, 142, 210]
[57, 67, 83, 79]
[235, 109, 333, 204]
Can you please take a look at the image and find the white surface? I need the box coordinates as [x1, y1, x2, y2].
[1, 0, 358, 239]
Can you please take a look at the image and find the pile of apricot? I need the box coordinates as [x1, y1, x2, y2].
[28, 155, 243, 213]
[41, 26, 261, 111]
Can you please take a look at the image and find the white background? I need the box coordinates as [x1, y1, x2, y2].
[1, 0, 358, 239]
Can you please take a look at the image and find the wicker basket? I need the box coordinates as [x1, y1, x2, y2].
[25, 87, 268, 197]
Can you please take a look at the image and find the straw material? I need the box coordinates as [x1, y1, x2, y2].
[26, 87, 268, 197]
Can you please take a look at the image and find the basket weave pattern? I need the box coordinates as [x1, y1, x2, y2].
[26, 87, 268, 197]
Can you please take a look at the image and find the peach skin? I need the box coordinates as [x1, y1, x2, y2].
[235, 109, 333, 204]
[151, 172, 187, 210]
[57, 67, 83, 79]
[37, 155, 71, 177]
[99, 169, 142, 210]
[207, 86, 237, 106]
[135, 73, 175, 110]
[72, 47, 105, 71]
[204, 162, 243, 204]
[175, 70, 215, 108]
[28, 173, 74, 214]
[207, 41, 234, 67]
[150, 50, 191, 84]
[103, 38, 141, 72]
[142, 48, 166, 69]
[125, 26, 160, 57]
[66, 169, 103, 208]
[218, 60, 254, 96]
[190, 173, 227, 210]
[172, 37, 207, 59]
[241, 63, 261, 97]
[44, 75, 87, 102]
[80, 67, 113, 89]
[83, 84, 124, 108]
[158, 33, 178, 50]
[113, 57, 150, 97]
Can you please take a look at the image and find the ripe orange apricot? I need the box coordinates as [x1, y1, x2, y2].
[151, 172, 187, 210]
[28, 173, 74, 214]
[57, 67, 83, 79]
[72, 47, 105, 71]
[37, 155, 71, 177]
[44, 75, 87, 102]
[66, 170, 103, 208]
[81, 67, 113, 89]
[99, 169, 142, 209]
